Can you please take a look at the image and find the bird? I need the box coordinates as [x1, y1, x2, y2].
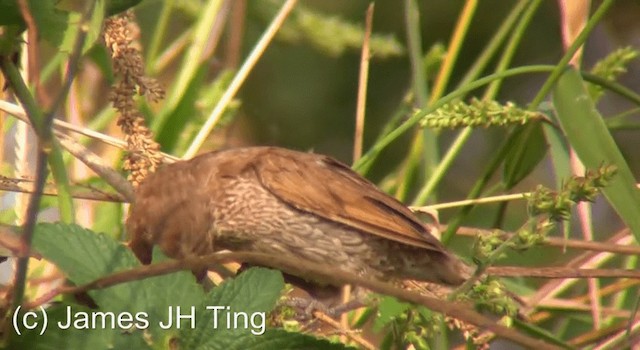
[126, 146, 469, 287]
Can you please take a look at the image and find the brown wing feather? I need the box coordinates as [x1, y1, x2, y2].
[254, 148, 446, 252]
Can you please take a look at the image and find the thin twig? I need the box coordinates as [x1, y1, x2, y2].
[11, 149, 47, 309]
[0, 99, 179, 162]
[565, 319, 640, 349]
[592, 319, 640, 350]
[411, 192, 529, 211]
[12, 105, 31, 226]
[0, 56, 50, 314]
[0, 177, 126, 202]
[352, 3, 373, 162]
[454, 226, 640, 256]
[0, 224, 41, 259]
[486, 266, 640, 279]
[224, 0, 247, 68]
[28, 251, 560, 350]
[313, 311, 376, 350]
[17, 0, 48, 106]
[152, 30, 190, 73]
[46, 0, 96, 124]
[528, 279, 640, 325]
[54, 131, 135, 202]
[533, 299, 630, 318]
[523, 229, 632, 314]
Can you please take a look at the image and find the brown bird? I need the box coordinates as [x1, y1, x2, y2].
[127, 146, 469, 286]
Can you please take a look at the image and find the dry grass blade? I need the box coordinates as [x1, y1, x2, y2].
[343, 2, 375, 337]
[0, 177, 125, 202]
[352, 3, 373, 162]
[0, 100, 179, 162]
[523, 230, 633, 313]
[183, 0, 299, 159]
[54, 131, 134, 202]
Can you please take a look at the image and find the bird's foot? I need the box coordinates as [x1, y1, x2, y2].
[282, 297, 365, 320]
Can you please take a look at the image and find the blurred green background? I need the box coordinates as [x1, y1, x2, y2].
[133, 1, 640, 235]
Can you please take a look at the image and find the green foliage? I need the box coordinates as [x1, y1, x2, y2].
[475, 164, 615, 264]
[473, 218, 553, 262]
[588, 46, 640, 101]
[422, 43, 446, 82]
[553, 68, 640, 240]
[0, 1, 26, 26]
[151, 0, 225, 135]
[462, 279, 518, 317]
[59, 2, 106, 55]
[420, 98, 540, 129]
[172, 69, 240, 154]
[502, 122, 548, 189]
[527, 164, 617, 221]
[0, 0, 67, 45]
[156, 64, 211, 151]
[374, 296, 411, 331]
[9, 223, 347, 349]
[375, 296, 442, 350]
[2, 1, 639, 348]
[0, 0, 107, 55]
[256, 0, 404, 58]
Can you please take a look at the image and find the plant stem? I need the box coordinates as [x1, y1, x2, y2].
[528, 0, 616, 110]
[413, 0, 542, 205]
[10, 149, 48, 311]
[146, 1, 174, 74]
[354, 64, 556, 173]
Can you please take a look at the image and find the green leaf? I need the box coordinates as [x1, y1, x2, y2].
[502, 122, 547, 189]
[256, 0, 404, 58]
[32, 223, 207, 315]
[0, 0, 105, 53]
[512, 318, 574, 350]
[0, 1, 24, 26]
[152, 0, 225, 132]
[4, 0, 70, 46]
[539, 104, 571, 186]
[553, 68, 640, 242]
[10, 304, 149, 350]
[423, 43, 446, 81]
[90, 202, 123, 240]
[28, 224, 347, 349]
[31, 223, 205, 344]
[155, 64, 209, 151]
[179, 267, 285, 348]
[208, 329, 354, 350]
[60, 0, 105, 55]
[374, 296, 410, 331]
[86, 44, 115, 84]
[172, 69, 239, 155]
[32, 222, 137, 286]
[541, 106, 573, 240]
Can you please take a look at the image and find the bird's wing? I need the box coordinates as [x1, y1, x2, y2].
[254, 148, 446, 252]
